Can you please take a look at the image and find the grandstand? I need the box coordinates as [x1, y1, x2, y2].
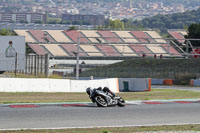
[145, 44, 169, 56]
[14, 30, 183, 59]
[15, 30, 37, 43]
[144, 31, 167, 44]
[63, 30, 88, 43]
[161, 44, 181, 56]
[168, 30, 200, 58]
[80, 30, 105, 43]
[130, 31, 156, 43]
[14, 29, 186, 75]
[28, 30, 56, 43]
[45, 30, 72, 43]
[113, 31, 139, 43]
[79, 44, 104, 57]
[112, 44, 138, 56]
[129, 44, 152, 56]
[168, 30, 187, 44]
[28, 44, 46, 56]
[97, 31, 123, 43]
[41, 44, 69, 57]
[60, 44, 87, 57]
[96, 44, 121, 57]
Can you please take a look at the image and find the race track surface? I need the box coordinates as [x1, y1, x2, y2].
[0, 103, 200, 130]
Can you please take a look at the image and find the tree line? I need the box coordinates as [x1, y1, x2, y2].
[131, 8, 200, 33]
[186, 23, 200, 47]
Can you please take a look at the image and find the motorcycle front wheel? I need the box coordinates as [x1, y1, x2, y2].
[94, 95, 108, 107]
[117, 98, 125, 107]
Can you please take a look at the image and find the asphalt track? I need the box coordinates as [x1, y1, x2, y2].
[0, 103, 200, 130]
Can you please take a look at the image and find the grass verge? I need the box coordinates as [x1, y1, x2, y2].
[1, 124, 200, 133]
[0, 89, 200, 104]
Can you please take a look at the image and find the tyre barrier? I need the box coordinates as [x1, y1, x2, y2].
[163, 79, 173, 85]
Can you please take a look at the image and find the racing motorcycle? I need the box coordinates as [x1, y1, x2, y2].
[86, 87, 125, 107]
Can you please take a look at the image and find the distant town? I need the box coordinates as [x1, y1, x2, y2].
[0, 0, 199, 25]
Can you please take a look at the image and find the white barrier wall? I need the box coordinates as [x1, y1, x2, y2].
[0, 78, 150, 92]
[0, 78, 70, 92]
[70, 78, 119, 92]
[0, 78, 119, 93]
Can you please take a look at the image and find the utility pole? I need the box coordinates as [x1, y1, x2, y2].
[186, 41, 189, 59]
[45, 54, 49, 77]
[15, 53, 18, 77]
[76, 37, 80, 80]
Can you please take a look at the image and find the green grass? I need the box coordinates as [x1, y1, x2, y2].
[119, 89, 200, 101]
[0, 89, 200, 104]
[1, 124, 200, 133]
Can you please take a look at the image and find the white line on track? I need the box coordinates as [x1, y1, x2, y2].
[1, 123, 200, 131]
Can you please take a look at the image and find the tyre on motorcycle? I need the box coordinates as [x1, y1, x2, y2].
[94, 95, 108, 107]
[117, 98, 125, 107]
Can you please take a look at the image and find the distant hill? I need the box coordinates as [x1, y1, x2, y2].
[132, 8, 200, 32]
[133, 0, 200, 7]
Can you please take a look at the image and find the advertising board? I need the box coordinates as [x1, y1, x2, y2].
[0, 36, 25, 71]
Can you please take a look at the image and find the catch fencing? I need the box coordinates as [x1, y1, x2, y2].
[25, 54, 49, 76]
[2, 54, 49, 77]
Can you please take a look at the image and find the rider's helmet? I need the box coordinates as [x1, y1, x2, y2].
[97, 87, 102, 90]
[86, 87, 91, 95]
[103, 87, 109, 92]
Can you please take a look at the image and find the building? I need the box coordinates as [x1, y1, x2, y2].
[62, 14, 105, 25]
[0, 12, 47, 23]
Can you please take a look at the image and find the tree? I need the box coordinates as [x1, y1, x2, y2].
[47, 17, 62, 24]
[0, 28, 15, 36]
[131, 7, 200, 33]
[107, 19, 124, 30]
[69, 26, 77, 30]
[186, 23, 200, 47]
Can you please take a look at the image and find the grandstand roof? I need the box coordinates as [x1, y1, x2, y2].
[168, 30, 187, 43]
[15, 29, 183, 58]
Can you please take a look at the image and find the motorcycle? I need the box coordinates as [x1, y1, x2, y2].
[86, 87, 125, 107]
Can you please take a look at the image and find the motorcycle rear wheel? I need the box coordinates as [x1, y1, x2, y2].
[94, 95, 108, 107]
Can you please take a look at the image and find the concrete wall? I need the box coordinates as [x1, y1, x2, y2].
[0, 78, 119, 93]
[0, 78, 70, 92]
[70, 78, 119, 92]
[0, 78, 151, 92]
[151, 78, 164, 85]
[118, 78, 151, 92]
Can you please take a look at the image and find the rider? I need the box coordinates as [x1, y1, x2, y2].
[87, 87, 115, 97]
[103, 87, 115, 97]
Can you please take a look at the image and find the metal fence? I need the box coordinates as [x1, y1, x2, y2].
[25, 54, 49, 76]
[1, 54, 49, 77]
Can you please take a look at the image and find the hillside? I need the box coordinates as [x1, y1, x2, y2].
[136, 0, 200, 7]
[132, 8, 200, 32]
[80, 58, 200, 85]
